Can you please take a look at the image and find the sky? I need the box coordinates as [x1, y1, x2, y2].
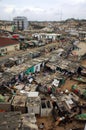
[0, 0, 86, 21]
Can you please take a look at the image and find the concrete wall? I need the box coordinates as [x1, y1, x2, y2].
[28, 104, 40, 114]
[0, 44, 20, 54]
[34, 63, 41, 73]
[6, 44, 20, 52]
[27, 96, 41, 115]
[41, 100, 53, 117]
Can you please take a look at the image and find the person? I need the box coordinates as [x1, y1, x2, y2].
[39, 123, 45, 129]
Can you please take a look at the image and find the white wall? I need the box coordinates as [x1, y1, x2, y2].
[0, 44, 20, 53]
[28, 105, 40, 114]
[34, 63, 41, 73]
[41, 100, 53, 117]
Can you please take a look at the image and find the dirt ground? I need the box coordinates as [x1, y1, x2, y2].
[36, 77, 85, 130]
[36, 59, 86, 130]
[36, 116, 85, 130]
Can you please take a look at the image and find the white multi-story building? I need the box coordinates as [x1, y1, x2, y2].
[13, 16, 28, 30]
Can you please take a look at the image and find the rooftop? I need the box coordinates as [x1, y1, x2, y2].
[0, 37, 19, 47]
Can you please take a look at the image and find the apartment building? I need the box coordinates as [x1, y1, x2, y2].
[13, 16, 28, 30]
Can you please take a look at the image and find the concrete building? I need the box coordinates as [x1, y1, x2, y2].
[13, 16, 28, 30]
[41, 99, 53, 117]
[0, 37, 20, 55]
[0, 94, 11, 112]
[32, 33, 61, 41]
[27, 92, 41, 115]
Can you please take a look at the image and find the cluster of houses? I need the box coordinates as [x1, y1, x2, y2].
[0, 19, 86, 130]
[0, 30, 61, 56]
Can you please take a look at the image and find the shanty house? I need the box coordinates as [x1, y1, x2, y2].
[34, 63, 41, 72]
[0, 37, 20, 55]
[33, 59, 44, 73]
[25, 58, 47, 75]
[0, 94, 11, 112]
[11, 95, 27, 113]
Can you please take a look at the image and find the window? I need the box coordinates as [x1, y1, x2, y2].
[1, 49, 5, 52]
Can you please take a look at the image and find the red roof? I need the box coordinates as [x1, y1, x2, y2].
[0, 37, 19, 47]
[12, 34, 19, 39]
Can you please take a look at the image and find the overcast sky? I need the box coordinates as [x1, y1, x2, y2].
[0, 0, 86, 21]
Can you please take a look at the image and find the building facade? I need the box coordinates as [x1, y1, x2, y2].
[0, 37, 20, 55]
[13, 16, 28, 30]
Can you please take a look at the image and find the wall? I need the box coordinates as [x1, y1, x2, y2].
[0, 44, 20, 54]
[7, 44, 20, 52]
[27, 96, 41, 114]
[34, 63, 41, 73]
[28, 105, 40, 114]
[41, 100, 53, 117]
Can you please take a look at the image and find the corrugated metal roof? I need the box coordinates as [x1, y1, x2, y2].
[0, 37, 19, 47]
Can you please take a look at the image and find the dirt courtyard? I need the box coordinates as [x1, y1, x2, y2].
[36, 59, 86, 130]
